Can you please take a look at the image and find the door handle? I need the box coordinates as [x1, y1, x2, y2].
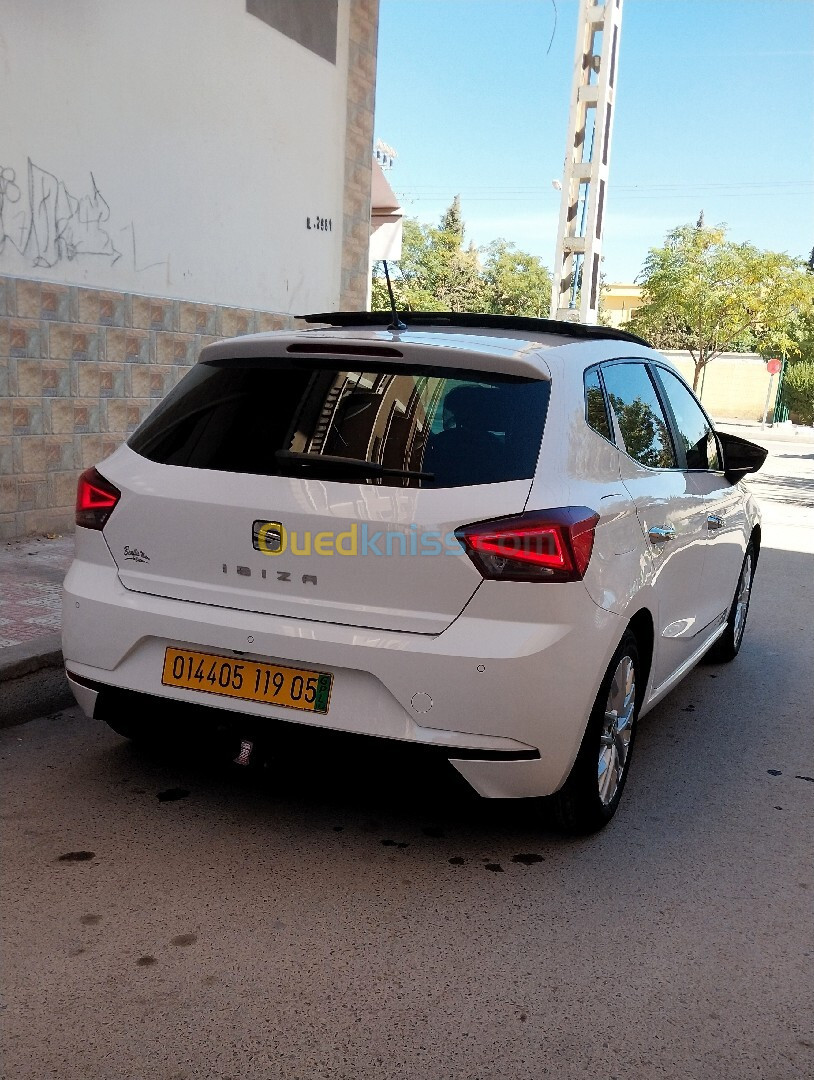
[648, 525, 676, 545]
[707, 514, 724, 531]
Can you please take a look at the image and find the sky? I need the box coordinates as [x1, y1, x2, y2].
[373, 0, 814, 284]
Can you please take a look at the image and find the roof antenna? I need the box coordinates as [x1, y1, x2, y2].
[381, 260, 407, 334]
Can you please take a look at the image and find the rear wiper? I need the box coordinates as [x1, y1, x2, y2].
[275, 450, 434, 481]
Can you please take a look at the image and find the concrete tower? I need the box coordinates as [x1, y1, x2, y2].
[551, 0, 624, 323]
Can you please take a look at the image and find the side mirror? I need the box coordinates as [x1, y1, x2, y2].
[717, 431, 768, 483]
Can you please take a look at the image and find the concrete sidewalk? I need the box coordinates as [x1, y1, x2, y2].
[716, 420, 814, 443]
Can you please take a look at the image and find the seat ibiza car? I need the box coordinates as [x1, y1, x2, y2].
[63, 312, 767, 831]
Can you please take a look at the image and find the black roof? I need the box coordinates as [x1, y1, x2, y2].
[301, 310, 651, 347]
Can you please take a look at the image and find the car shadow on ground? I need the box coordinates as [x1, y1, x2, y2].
[100, 722, 543, 836]
[746, 473, 814, 507]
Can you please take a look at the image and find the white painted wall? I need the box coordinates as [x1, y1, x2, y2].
[0, 0, 350, 313]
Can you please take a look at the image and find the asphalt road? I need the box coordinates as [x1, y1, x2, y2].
[2, 441, 812, 1080]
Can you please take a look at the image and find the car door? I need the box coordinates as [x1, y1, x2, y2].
[651, 365, 748, 634]
[600, 360, 710, 691]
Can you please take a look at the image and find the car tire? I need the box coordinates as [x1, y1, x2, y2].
[550, 630, 641, 834]
[704, 541, 756, 664]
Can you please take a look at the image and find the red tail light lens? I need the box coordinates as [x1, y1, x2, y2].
[76, 467, 120, 530]
[456, 507, 599, 582]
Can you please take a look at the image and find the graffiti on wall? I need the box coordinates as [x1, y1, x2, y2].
[0, 159, 123, 269]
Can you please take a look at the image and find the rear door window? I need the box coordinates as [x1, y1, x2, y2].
[584, 366, 613, 441]
[128, 360, 549, 489]
[601, 362, 676, 469]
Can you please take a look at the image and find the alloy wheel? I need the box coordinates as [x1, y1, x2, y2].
[733, 550, 753, 650]
[597, 654, 636, 806]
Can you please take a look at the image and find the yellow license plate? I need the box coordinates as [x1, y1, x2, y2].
[161, 648, 332, 714]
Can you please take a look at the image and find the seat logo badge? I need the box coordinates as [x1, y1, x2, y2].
[252, 520, 283, 553]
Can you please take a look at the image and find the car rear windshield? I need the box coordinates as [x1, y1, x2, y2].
[127, 358, 549, 488]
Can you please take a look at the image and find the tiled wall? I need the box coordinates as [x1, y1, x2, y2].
[0, 276, 294, 539]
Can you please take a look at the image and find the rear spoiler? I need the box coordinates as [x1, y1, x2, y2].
[301, 310, 651, 347]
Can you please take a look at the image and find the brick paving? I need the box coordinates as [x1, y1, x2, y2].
[0, 534, 74, 648]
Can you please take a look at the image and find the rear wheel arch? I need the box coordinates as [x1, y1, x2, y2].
[750, 523, 761, 562]
[626, 607, 654, 700]
[550, 626, 643, 832]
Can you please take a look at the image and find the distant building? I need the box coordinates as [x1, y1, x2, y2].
[601, 284, 644, 328]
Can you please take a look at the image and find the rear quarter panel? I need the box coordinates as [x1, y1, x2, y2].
[527, 343, 654, 617]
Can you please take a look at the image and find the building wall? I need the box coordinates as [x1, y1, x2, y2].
[602, 284, 644, 329]
[0, 0, 358, 314]
[340, 0, 379, 309]
[0, 0, 380, 538]
[0, 275, 297, 539]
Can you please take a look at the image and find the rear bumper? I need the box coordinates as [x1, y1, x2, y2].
[63, 537, 625, 797]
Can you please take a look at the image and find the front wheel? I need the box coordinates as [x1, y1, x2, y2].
[550, 631, 641, 834]
[704, 541, 756, 664]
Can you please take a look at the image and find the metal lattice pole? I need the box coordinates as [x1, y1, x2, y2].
[550, 0, 624, 324]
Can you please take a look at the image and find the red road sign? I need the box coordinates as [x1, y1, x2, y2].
[767, 358, 781, 375]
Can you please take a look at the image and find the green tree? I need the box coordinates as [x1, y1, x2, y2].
[628, 222, 814, 390]
[440, 194, 464, 241]
[480, 240, 552, 318]
[372, 198, 553, 319]
[371, 203, 483, 313]
[758, 253, 814, 367]
[764, 281, 814, 425]
[782, 361, 814, 424]
[758, 306, 814, 368]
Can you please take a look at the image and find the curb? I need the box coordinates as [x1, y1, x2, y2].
[0, 634, 74, 728]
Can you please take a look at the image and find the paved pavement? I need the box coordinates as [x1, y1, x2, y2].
[0, 534, 74, 648]
[0, 534, 75, 725]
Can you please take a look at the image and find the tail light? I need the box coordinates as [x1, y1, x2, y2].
[456, 507, 599, 582]
[76, 467, 120, 530]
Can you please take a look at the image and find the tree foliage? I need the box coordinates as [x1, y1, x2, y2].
[628, 222, 814, 390]
[371, 214, 482, 312]
[759, 253, 814, 367]
[772, 279, 814, 425]
[480, 240, 552, 318]
[440, 194, 464, 241]
[760, 304, 814, 368]
[371, 198, 552, 318]
[782, 361, 814, 425]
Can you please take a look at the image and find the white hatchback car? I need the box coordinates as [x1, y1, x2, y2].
[63, 312, 767, 831]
